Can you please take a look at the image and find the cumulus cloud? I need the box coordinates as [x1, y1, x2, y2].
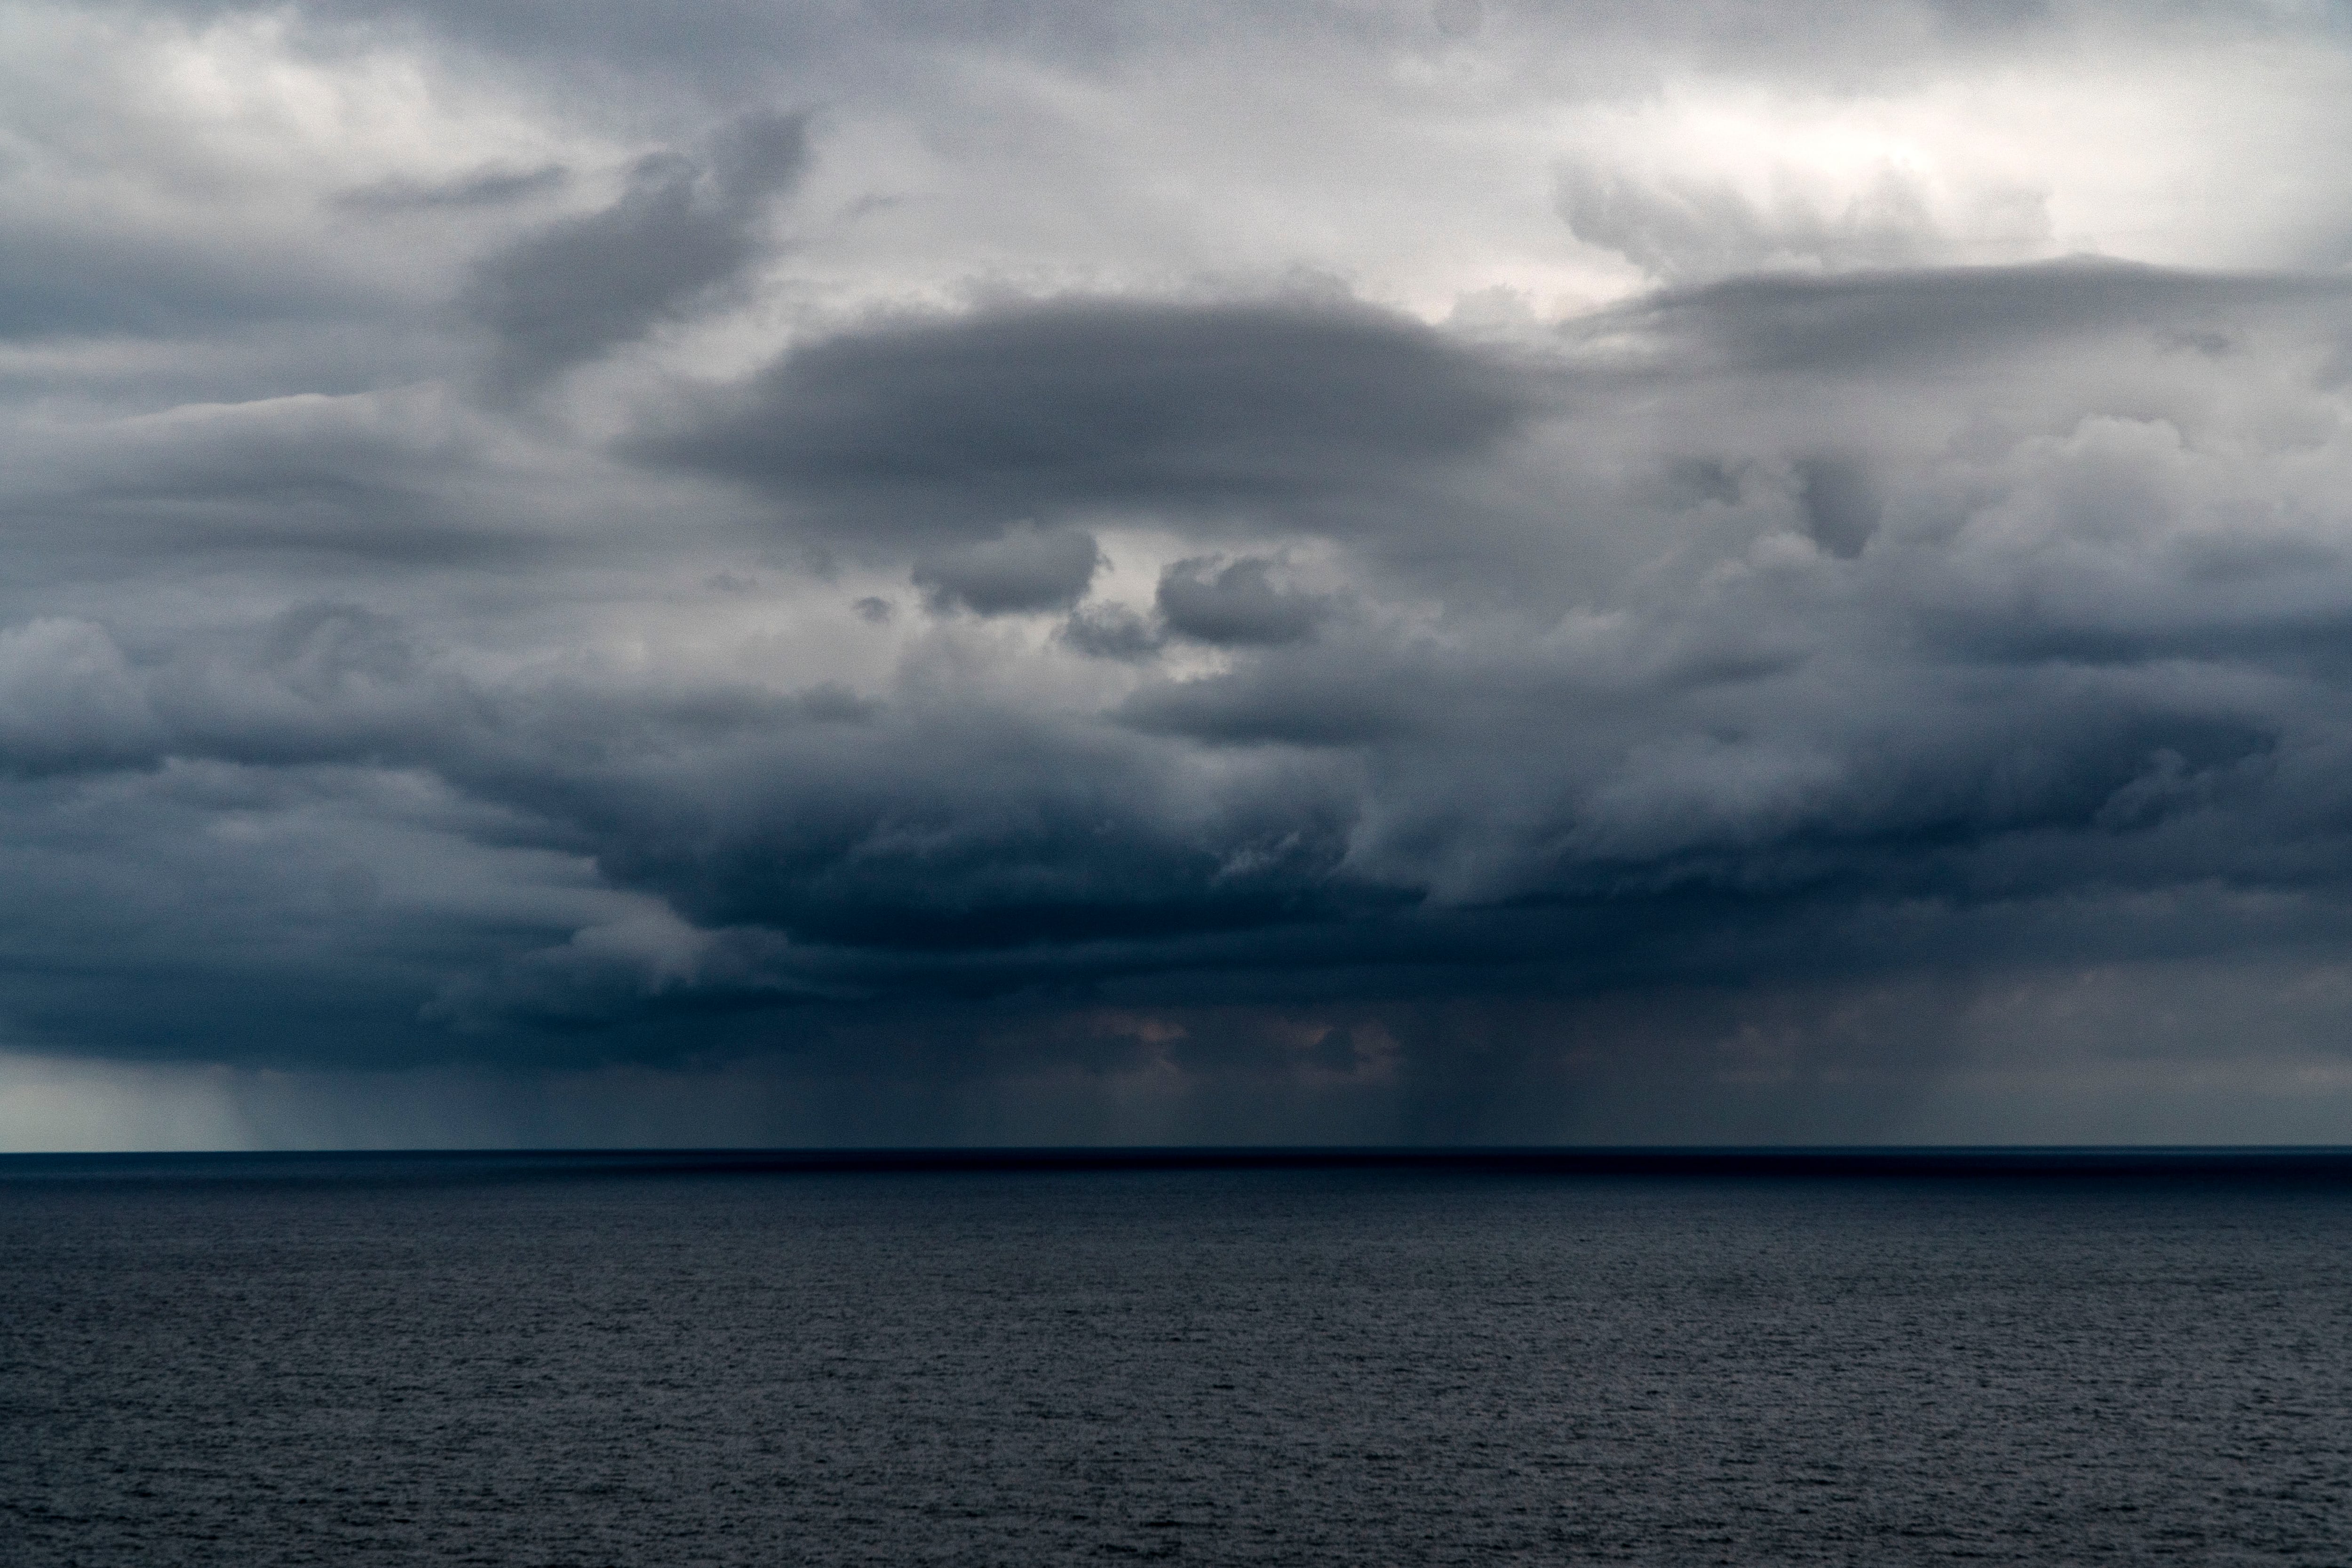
[11, 0, 2352, 1145]
[1157, 557, 1328, 646]
[914, 525, 1103, 615]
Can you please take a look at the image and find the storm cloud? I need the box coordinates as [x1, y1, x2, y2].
[8, 0, 2352, 1146]
[465, 110, 808, 393]
[1156, 558, 1329, 647]
[914, 526, 1104, 615]
[643, 294, 1535, 541]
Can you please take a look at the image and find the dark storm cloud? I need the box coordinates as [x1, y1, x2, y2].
[638, 296, 1537, 541]
[1156, 557, 1328, 646]
[1060, 604, 1163, 661]
[24, 255, 2352, 1082]
[22, 0, 2352, 1146]
[913, 526, 1103, 615]
[1791, 458, 1879, 559]
[1592, 259, 2352, 374]
[463, 111, 807, 393]
[1115, 659, 1403, 748]
[0, 610, 1379, 1027]
[7, 389, 538, 566]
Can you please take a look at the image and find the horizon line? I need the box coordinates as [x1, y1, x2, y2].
[12, 1145, 2352, 1182]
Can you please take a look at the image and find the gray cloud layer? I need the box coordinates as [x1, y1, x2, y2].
[643, 297, 1534, 541]
[8, 0, 2352, 1145]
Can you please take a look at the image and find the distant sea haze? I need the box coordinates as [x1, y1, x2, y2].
[8, 1153, 2349, 1565]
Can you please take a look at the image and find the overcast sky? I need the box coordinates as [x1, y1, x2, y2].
[9, 0, 2352, 1148]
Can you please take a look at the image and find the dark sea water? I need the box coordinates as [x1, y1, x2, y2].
[5, 1154, 2351, 1565]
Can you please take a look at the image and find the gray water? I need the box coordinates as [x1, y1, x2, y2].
[5, 1164, 2349, 1564]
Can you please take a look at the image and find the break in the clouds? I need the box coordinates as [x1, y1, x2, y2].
[8, 0, 2352, 1148]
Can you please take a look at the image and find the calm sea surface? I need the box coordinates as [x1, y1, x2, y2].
[5, 1157, 2349, 1565]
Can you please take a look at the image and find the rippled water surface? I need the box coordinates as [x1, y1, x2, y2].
[6, 1159, 2351, 1564]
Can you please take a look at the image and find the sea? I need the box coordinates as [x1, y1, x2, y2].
[5, 1150, 2349, 1565]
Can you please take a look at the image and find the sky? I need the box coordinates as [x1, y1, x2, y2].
[9, 0, 2352, 1148]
